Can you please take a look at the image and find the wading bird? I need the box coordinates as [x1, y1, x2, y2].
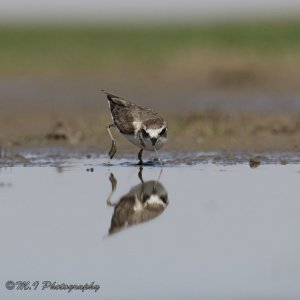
[103, 90, 168, 165]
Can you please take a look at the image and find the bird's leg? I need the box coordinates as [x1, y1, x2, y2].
[106, 123, 117, 160]
[137, 148, 144, 165]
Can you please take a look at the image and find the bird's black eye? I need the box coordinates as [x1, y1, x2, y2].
[160, 128, 167, 135]
[142, 129, 148, 136]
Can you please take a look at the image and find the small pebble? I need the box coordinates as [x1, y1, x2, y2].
[249, 157, 261, 168]
[280, 159, 288, 165]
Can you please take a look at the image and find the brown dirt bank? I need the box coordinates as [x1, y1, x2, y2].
[0, 109, 300, 153]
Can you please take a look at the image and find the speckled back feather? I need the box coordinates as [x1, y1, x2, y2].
[103, 91, 166, 135]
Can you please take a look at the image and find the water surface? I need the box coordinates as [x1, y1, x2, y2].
[1, 160, 300, 299]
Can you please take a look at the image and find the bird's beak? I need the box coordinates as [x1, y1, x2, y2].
[150, 138, 157, 146]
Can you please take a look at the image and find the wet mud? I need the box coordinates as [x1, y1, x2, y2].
[1, 148, 300, 168]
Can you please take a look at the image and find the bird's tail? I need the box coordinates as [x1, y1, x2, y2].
[101, 89, 129, 106]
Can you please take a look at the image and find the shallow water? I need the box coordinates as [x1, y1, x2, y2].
[1, 158, 300, 299]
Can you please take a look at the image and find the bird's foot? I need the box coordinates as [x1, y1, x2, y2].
[108, 140, 117, 160]
[137, 149, 144, 166]
[137, 160, 144, 166]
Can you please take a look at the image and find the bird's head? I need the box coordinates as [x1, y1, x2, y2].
[141, 123, 168, 147]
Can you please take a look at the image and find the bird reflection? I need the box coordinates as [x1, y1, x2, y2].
[106, 167, 168, 235]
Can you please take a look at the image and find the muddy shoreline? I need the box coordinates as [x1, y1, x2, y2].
[1, 146, 300, 168]
[1, 109, 300, 153]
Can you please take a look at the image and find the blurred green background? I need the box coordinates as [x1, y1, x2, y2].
[1, 21, 300, 73]
[1, 1, 300, 151]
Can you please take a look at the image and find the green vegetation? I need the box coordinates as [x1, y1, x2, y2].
[1, 21, 300, 73]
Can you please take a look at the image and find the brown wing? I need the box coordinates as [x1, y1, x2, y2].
[103, 91, 135, 134]
[111, 104, 137, 135]
[103, 90, 166, 134]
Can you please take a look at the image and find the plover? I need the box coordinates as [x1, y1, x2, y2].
[102, 90, 168, 165]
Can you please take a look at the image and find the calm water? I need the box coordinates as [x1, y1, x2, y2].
[1, 160, 300, 299]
